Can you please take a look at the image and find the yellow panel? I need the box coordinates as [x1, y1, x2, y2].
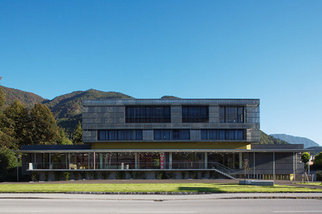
[91, 142, 251, 150]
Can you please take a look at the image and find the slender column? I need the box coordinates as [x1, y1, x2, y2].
[295, 152, 297, 178]
[99, 153, 103, 169]
[49, 153, 52, 169]
[93, 152, 96, 170]
[273, 152, 276, 180]
[169, 152, 173, 169]
[34, 153, 37, 169]
[68, 153, 71, 169]
[253, 152, 256, 178]
[65, 154, 68, 169]
[239, 153, 243, 169]
[204, 152, 208, 169]
[293, 152, 295, 181]
[135, 153, 138, 169]
[88, 153, 90, 169]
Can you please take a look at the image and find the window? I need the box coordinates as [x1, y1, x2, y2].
[125, 106, 171, 123]
[201, 129, 245, 140]
[154, 129, 190, 140]
[219, 106, 244, 123]
[98, 130, 143, 141]
[182, 106, 209, 123]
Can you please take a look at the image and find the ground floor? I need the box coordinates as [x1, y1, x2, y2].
[20, 144, 305, 181]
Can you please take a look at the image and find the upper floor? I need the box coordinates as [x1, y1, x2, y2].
[82, 99, 260, 143]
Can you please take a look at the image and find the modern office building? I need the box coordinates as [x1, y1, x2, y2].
[20, 99, 305, 180]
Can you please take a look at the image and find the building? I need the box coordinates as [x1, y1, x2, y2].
[20, 99, 305, 180]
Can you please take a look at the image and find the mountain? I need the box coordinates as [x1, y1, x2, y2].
[270, 134, 319, 149]
[0, 86, 133, 134]
[260, 131, 288, 145]
[44, 89, 133, 134]
[306, 146, 322, 156]
[0, 85, 303, 144]
[0, 86, 46, 108]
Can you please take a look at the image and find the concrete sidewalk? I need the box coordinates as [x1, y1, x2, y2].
[1, 193, 322, 201]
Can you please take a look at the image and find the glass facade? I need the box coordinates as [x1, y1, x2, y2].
[201, 129, 245, 140]
[125, 106, 171, 123]
[182, 105, 209, 123]
[219, 106, 245, 123]
[154, 129, 190, 140]
[98, 130, 143, 141]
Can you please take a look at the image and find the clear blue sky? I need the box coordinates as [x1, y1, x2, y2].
[1, 1, 322, 145]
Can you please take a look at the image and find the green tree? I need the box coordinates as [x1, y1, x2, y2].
[72, 121, 83, 144]
[301, 152, 310, 164]
[4, 100, 30, 146]
[313, 152, 322, 170]
[57, 128, 72, 145]
[0, 147, 17, 181]
[0, 87, 5, 108]
[29, 104, 60, 144]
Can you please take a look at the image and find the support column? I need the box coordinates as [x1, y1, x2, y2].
[49, 153, 52, 169]
[239, 153, 243, 169]
[135, 153, 138, 169]
[293, 152, 295, 181]
[34, 153, 37, 169]
[99, 153, 103, 169]
[68, 153, 71, 169]
[66, 154, 68, 169]
[295, 152, 297, 178]
[169, 152, 172, 169]
[273, 152, 276, 180]
[93, 152, 96, 170]
[204, 152, 208, 169]
[253, 152, 256, 178]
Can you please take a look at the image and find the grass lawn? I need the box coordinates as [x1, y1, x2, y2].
[0, 183, 321, 193]
[296, 182, 322, 186]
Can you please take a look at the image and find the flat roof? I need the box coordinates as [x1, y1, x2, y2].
[83, 99, 260, 106]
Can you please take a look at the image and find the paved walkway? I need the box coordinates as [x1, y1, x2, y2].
[1, 192, 322, 200]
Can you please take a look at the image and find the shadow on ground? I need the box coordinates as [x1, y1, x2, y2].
[178, 186, 224, 193]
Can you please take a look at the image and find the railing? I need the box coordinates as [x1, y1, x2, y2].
[25, 161, 238, 171]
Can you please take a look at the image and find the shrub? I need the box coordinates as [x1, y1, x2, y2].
[63, 172, 70, 181]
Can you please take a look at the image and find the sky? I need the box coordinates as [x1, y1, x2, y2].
[1, 0, 322, 145]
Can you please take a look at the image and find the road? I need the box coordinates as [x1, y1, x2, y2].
[0, 198, 321, 214]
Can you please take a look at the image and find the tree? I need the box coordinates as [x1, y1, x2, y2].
[0, 87, 5, 108]
[29, 104, 60, 144]
[0, 147, 16, 181]
[57, 128, 72, 145]
[313, 152, 322, 170]
[301, 152, 310, 165]
[72, 121, 83, 144]
[4, 100, 30, 146]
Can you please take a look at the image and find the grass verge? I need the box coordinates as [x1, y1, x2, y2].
[0, 183, 321, 193]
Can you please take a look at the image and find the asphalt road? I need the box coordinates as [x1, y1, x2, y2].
[0, 198, 321, 214]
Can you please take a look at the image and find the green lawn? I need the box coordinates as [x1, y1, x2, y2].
[296, 182, 322, 186]
[0, 183, 321, 193]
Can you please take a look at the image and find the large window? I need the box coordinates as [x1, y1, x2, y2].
[98, 130, 143, 141]
[154, 129, 190, 140]
[182, 106, 209, 123]
[219, 106, 244, 123]
[201, 129, 245, 140]
[125, 106, 171, 123]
